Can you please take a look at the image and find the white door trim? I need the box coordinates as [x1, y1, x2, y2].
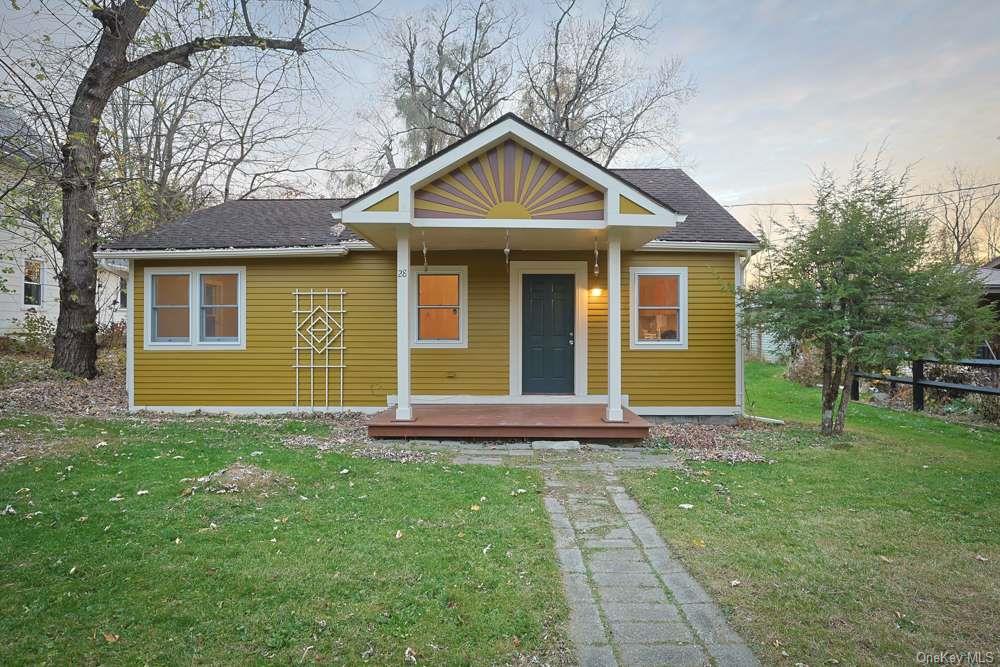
[509, 260, 589, 397]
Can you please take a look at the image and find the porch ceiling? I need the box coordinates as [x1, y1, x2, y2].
[347, 222, 665, 251]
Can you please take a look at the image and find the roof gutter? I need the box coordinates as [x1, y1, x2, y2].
[637, 240, 760, 252]
[95, 245, 350, 260]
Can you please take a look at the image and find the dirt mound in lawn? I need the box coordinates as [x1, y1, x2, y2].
[192, 462, 295, 496]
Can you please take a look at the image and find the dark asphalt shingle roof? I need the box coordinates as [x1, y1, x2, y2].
[104, 171, 756, 250]
[105, 199, 355, 250]
[613, 169, 758, 244]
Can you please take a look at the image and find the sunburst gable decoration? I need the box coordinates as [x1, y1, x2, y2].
[413, 139, 604, 220]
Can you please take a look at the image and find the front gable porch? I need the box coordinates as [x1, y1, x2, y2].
[340, 114, 689, 432]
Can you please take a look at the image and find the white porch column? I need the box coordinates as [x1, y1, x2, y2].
[606, 230, 624, 422]
[395, 226, 413, 421]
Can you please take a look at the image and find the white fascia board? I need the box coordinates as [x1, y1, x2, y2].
[340, 239, 377, 250]
[95, 246, 349, 260]
[412, 218, 606, 230]
[636, 241, 759, 252]
[340, 117, 681, 224]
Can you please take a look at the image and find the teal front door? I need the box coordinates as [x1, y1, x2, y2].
[522, 274, 575, 394]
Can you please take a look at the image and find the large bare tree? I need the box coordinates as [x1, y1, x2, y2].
[519, 0, 694, 166]
[928, 168, 1000, 265]
[1, 0, 372, 377]
[390, 0, 520, 164]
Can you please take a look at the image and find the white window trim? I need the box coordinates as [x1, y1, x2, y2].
[629, 266, 688, 350]
[23, 258, 43, 307]
[409, 265, 468, 348]
[143, 266, 247, 351]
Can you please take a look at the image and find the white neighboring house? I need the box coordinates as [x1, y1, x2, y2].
[0, 220, 128, 336]
[0, 105, 126, 338]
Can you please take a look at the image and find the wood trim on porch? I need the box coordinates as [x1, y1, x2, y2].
[368, 404, 650, 440]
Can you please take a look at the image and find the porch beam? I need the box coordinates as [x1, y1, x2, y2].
[395, 226, 414, 421]
[606, 230, 625, 422]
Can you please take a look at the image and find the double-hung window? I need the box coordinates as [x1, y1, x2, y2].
[410, 266, 468, 348]
[630, 267, 687, 349]
[23, 258, 42, 306]
[145, 267, 245, 349]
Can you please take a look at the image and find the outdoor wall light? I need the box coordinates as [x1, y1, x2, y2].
[590, 287, 603, 298]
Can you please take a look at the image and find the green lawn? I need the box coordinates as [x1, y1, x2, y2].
[0, 416, 565, 665]
[624, 362, 1000, 666]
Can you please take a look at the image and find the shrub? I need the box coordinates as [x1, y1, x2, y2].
[97, 320, 126, 349]
[971, 395, 1000, 424]
[8, 310, 55, 353]
[785, 346, 823, 387]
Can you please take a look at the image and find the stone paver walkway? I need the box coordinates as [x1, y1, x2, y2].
[544, 464, 758, 667]
[348, 438, 757, 665]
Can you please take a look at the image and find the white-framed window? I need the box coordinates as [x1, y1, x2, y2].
[23, 258, 42, 306]
[118, 276, 128, 310]
[409, 265, 468, 348]
[629, 266, 688, 350]
[144, 266, 246, 350]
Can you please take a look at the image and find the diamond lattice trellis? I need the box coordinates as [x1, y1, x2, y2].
[293, 290, 346, 408]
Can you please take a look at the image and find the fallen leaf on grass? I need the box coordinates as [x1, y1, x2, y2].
[974, 554, 989, 562]
[102, 631, 119, 643]
[136, 489, 149, 496]
[470, 504, 481, 511]
[482, 544, 492, 555]
[404, 646, 418, 663]
[678, 503, 693, 510]
[730, 579, 741, 587]
[879, 555, 892, 563]
[395, 530, 403, 539]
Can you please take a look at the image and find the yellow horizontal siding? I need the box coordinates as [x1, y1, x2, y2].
[134, 255, 396, 407]
[412, 251, 509, 394]
[133, 250, 736, 409]
[621, 252, 736, 407]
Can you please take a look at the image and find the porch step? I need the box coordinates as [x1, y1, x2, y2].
[368, 404, 650, 440]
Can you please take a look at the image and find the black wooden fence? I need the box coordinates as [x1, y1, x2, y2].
[852, 358, 1000, 411]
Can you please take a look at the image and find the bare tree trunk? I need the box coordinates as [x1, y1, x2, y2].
[820, 341, 836, 435]
[44, 0, 328, 377]
[52, 19, 130, 378]
[832, 358, 855, 435]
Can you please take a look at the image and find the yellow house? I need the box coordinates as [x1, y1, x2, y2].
[97, 115, 757, 439]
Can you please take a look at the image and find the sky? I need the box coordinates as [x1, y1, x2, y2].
[2, 0, 998, 233]
[336, 0, 1000, 231]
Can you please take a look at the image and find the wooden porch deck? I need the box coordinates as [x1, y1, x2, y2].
[368, 404, 650, 440]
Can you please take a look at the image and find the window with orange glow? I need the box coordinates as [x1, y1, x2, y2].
[630, 267, 687, 348]
[417, 273, 460, 341]
[636, 275, 680, 342]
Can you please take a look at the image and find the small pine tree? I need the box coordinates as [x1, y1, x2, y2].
[741, 160, 997, 435]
